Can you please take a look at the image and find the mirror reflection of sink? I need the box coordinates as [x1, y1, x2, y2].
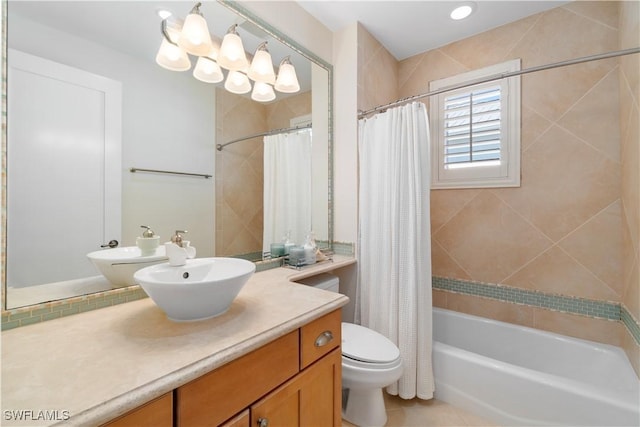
[133, 257, 256, 322]
[87, 246, 168, 288]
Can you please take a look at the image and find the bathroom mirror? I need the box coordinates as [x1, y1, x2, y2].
[2, 0, 332, 310]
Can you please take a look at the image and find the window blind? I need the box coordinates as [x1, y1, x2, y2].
[443, 85, 501, 168]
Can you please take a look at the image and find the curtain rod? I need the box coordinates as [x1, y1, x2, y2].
[358, 47, 640, 119]
[216, 123, 312, 151]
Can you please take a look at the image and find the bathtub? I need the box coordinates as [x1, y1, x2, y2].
[432, 308, 640, 426]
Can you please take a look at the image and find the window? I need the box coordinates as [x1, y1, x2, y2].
[429, 59, 521, 189]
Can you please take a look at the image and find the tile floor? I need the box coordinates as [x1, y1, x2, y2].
[342, 394, 499, 427]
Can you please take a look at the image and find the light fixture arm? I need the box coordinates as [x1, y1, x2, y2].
[279, 56, 292, 66]
[160, 19, 177, 46]
[256, 41, 269, 52]
[189, 2, 204, 16]
[226, 24, 240, 36]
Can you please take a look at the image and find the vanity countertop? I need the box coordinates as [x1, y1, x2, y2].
[1, 256, 355, 427]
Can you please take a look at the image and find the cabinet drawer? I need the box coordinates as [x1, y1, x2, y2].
[177, 331, 299, 427]
[300, 309, 341, 369]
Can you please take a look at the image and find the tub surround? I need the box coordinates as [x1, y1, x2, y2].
[1, 256, 354, 427]
[361, 0, 639, 372]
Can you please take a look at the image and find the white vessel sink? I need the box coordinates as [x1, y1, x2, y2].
[133, 257, 256, 321]
[87, 246, 168, 288]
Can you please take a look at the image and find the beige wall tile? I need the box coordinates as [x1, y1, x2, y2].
[431, 240, 472, 280]
[265, 91, 312, 129]
[512, 6, 617, 120]
[440, 13, 540, 70]
[558, 200, 624, 297]
[621, 104, 639, 252]
[557, 69, 621, 162]
[398, 49, 467, 99]
[564, 1, 620, 29]
[444, 292, 534, 327]
[621, 326, 640, 378]
[521, 106, 553, 153]
[433, 289, 448, 308]
[495, 125, 620, 242]
[430, 189, 479, 233]
[357, 24, 398, 112]
[504, 246, 620, 301]
[624, 260, 639, 320]
[532, 308, 623, 346]
[435, 192, 552, 284]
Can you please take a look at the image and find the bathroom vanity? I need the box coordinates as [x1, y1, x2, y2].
[1, 257, 354, 427]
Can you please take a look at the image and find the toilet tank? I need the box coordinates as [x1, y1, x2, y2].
[296, 273, 339, 293]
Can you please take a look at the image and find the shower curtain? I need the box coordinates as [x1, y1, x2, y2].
[263, 129, 312, 254]
[357, 102, 434, 400]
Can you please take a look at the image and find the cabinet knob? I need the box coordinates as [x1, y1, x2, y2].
[314, 330, 334, 347]
[257, 417, 269, 427]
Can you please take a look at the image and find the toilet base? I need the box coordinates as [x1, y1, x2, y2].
[342, 387, 387, 427]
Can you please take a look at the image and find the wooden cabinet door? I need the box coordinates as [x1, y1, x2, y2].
[300, 348, 342, 427]
[102, 393, 172, 427]
[251, 347, 342, 427]
[221, 410, 250, 427]
[251, 379, 301, 427]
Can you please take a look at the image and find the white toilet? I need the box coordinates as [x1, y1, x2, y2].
[297, 274, 403, 427]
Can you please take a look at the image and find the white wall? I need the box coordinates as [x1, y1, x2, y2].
[332, 24, 359, 245]
[9, 14, 216, 257]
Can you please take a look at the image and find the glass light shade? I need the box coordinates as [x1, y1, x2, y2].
[251, 82, 276, 102]
[156, 38, 191, 72]
[193, 57, 224, 83]
[248, 47, 276, 84]
[224, 71, 252, 94]
[274, 62, 300, 93]
[177, 12, 214, 56]
[218, 30, 249, 71]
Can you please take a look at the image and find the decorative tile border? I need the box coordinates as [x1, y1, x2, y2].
[433, 276, 640, 345]
[332, 241, 355, 256]
[1, 286, 147, 331]
[621, 304, 640, 346]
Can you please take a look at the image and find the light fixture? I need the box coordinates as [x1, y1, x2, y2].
[251, 81, 276, 102]
[193, 57, 224, 83]
[248, 42, 276, 85]
[154, 3, 302, 100]
[218, 24, 250, 71]
[177, 2, 214, 57]
[450, 2, 476, 20]
[274, 57, 300, 93]
[155, 20, 191, 72]
[224, 70, 252, 94]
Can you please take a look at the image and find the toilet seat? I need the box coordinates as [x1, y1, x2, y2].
[342, 322, 401, 365]
[342, 353, 402, 370]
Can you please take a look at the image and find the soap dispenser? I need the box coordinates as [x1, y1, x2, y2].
[136, 225, 160, 256]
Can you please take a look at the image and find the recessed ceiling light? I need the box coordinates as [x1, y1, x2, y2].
[450, 2, 476, 20]
[157, 9, 172, 20]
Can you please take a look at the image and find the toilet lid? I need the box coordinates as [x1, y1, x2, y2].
[342, 323, 400, 363]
